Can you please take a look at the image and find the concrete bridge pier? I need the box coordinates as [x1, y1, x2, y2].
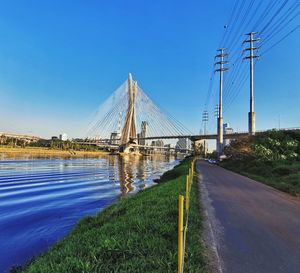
[249, 112, 256, 136]
[119, 143, 140, 154]
[217, 116, 224, 158]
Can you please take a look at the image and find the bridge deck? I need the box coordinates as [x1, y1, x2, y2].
[79, 128, 300, 145]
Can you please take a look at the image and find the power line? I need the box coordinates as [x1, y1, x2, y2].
[261, 24, 300, 55]
[201, 0, 300, 135]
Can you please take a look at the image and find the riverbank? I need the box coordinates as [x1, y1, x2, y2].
[18, 157, 206, 273]
[0, 146, 109, 157]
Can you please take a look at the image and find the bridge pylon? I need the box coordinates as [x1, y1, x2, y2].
[119, 73, 138, 153]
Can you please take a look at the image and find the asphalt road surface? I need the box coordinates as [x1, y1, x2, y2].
[196, 160, 300, 273]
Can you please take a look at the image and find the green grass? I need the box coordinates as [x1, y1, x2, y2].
[221, 160, 300, 196]
[20, 158, 206, 273]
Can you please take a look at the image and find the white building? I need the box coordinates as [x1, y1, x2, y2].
[151, 140, 164, 147]
[175, 138, 191, 151]
[110, 132, 120, 145]
[139, 121, 148, 146]
[59, 133, 68, 141]
[223, 123, 234, 146]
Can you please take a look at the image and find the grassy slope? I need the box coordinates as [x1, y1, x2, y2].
[22, 158, 206, 273]
[221, 160, 300, 196]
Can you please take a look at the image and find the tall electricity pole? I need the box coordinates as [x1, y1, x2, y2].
[202, 111, 208, 135]
[215, 48, 229, 158]
[214, 104, 219, 118]
[244, 32, 260, 136]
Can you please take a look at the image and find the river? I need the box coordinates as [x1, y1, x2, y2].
[0, 154, 182, 273]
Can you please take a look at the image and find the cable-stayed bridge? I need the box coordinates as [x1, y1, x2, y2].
[83, 2, 300, 155]
[85, 73, 193, 153]
[83, 74, 300, 154]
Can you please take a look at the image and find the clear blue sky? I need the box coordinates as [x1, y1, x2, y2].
[0, 0, 299, 138]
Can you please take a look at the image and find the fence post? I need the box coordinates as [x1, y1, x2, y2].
[192, 160, 194, 174]
[185, 175, 189, 211]
[178, 195, 184, 273]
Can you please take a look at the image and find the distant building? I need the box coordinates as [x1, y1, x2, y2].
[139, 121, 148, 146]
[175, 138, 191, 151]
[110, 132, 120, 145]
[51, 136, 58, 140]
[59, 133, 68, 141]
[223, 123, 234, 146]
[151, 140, 164, 147]
[164, 144, 174, 150]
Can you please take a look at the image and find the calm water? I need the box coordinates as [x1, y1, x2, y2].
[0, 154, 182, 273]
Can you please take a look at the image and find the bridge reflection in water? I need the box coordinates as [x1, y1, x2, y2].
[0, 154, 182, 273]
[108, 154, 177, 197]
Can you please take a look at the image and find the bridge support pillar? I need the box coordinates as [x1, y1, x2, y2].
[119, 143, 140, 154]
[217, 116, 224, 158]
[248, 111, 256, 136]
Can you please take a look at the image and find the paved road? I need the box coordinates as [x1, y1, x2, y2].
[196, 160, 300, 273]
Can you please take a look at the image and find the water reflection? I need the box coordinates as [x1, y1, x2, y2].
[0, 153, 182, 272]
[0, 153, 182, 198]
[108, 154, 165, 197]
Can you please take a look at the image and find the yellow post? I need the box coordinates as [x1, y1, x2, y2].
[178, 195, 184, 273]
[190, 167, 193, 191]
[185, 175, 189, 211]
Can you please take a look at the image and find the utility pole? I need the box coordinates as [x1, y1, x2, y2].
[244, 32, 260, 136]
[215, 48, 229, 158]
[214, 104, 219, 118]
[202, 111, 208, 135]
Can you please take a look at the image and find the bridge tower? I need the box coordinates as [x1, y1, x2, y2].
[120, 73, 138, 146]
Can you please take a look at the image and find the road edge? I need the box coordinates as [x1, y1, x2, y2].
[196, 159, 224, 273]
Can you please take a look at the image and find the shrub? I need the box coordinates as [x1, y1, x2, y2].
[273, 166, 292, 176]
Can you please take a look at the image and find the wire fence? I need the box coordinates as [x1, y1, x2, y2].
[178, 159, 195, 273]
